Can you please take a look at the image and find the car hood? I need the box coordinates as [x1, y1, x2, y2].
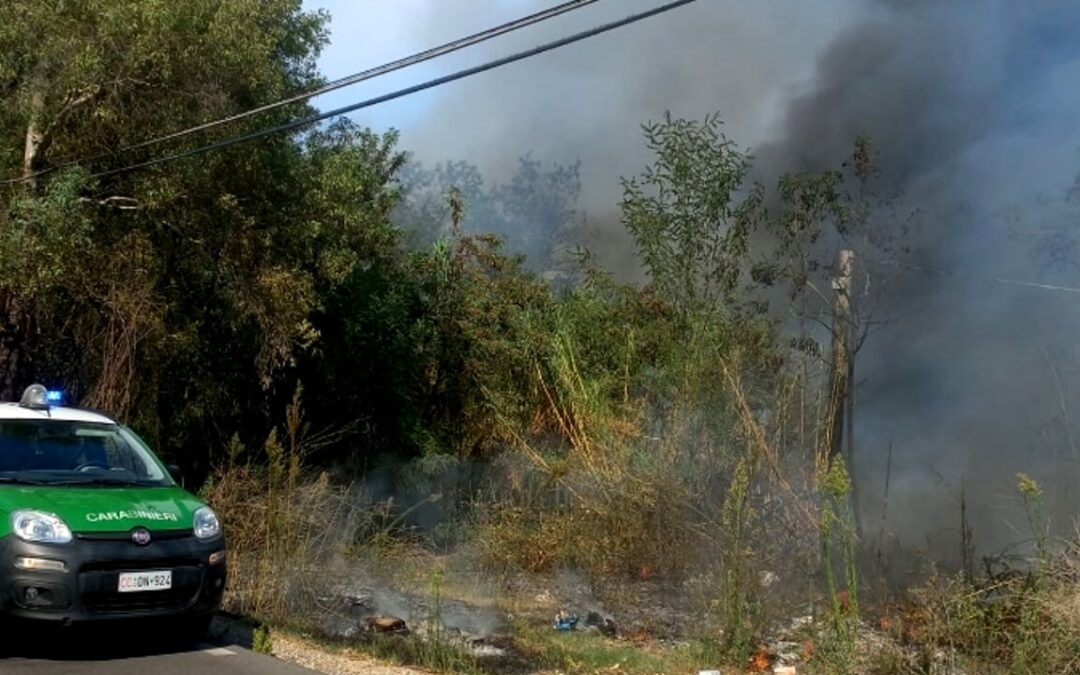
[0, 485, 204, 535]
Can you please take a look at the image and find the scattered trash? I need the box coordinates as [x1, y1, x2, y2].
[787, 615, 814, 631]
[698, 670, 722, 675]
[759, 570, 780, 588]
[773, 666, 797, 675]
[585, 610, 617, 637]
[749, 644, 775, 672]
[366, 615, 408, 634]
[770, 640, 803, 665]
[553, 610, 579, 631]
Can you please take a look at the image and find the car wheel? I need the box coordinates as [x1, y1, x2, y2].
[174, 613, 214, 645]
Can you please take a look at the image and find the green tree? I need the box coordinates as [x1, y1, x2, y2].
[621, 112, 757, 313]
[0, 1, 406, 476]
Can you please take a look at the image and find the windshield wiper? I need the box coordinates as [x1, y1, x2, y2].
[47, 476, 144, 487]
[0, 475, 49, 485]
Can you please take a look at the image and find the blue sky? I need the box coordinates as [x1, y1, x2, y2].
[299, 0, 458, 131]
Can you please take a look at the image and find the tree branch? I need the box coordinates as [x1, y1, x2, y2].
[38, 84, 108, 155]
[79, 195, 141, 210]
[29, 77, 151, 174]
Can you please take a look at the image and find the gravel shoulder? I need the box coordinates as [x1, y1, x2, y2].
[271, 633, 430, 675]
[210, 614, 429, 675]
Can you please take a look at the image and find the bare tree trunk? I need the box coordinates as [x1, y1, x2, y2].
[844, 277, 864, 541]
[22, 90, 46, 183]
[823, 249, 864, 535]
[823, 249, 853, 467]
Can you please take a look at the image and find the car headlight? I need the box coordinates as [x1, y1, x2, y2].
[193, 506, 221, 540]
[12, 510, 72, 544]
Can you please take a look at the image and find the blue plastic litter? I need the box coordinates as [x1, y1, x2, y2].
[553, 612, 579, 631]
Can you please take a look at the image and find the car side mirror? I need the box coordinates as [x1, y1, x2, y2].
[167, 464, 185, 487]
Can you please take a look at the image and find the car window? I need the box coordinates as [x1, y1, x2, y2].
[0, 421, 171, 486]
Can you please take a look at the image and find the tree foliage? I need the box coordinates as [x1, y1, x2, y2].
[621, 112, 757, 312]
[0, 1, 405, 475]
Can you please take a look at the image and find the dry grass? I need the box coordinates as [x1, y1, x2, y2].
[204, 421, 1080, 675]
[204, 459, 359, 624]
[471, 333, 832, 667]
[476, 465, 700, 580]
[201, 390, 367, 626]
[876, 539, 1080, 674]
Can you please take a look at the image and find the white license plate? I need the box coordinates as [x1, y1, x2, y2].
[118, 570, 172, 593]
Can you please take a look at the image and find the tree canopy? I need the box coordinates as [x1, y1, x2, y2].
[0, 0, 406, 474]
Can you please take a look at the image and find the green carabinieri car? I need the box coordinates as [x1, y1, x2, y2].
[0, 385, 226, 635]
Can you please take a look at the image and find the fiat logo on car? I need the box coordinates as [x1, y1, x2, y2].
[131, 527, 152, 546]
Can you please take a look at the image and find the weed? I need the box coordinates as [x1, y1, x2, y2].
[719, 453, 759, 660]
[204, 391, 365, 628]
[511, 618, 672, 674]
[894, 476, 1080, 674]
[362, 634, 483, 674]
[816, 460, 860, 674]
[252, 625, 273, 654]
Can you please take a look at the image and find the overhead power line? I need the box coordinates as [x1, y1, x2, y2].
[79, 0, 703, 181]
[873, 257, 1080, 296]
[6, 0, 605, 186]
[117, 0, 606, 150]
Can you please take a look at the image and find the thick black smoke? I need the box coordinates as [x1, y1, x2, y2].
[761, 0, 1080, 561]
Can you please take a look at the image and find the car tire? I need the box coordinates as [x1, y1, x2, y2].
[174, 613, 214, 644]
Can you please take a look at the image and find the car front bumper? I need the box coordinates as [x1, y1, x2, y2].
[0, 530, 226, 623]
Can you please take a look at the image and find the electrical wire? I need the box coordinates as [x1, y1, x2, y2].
[872, 257, 1080, 296]
[4, 0, 605, 185]
[79, 0, 703, 181]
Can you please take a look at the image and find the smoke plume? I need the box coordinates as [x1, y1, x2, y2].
[311, 0, 1080, 561]
[759, 0, 1080, 560]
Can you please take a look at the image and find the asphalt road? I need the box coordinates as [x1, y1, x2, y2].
[0, 631, 318, 675]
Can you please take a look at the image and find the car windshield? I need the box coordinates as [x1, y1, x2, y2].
[0, 421, 172, 487]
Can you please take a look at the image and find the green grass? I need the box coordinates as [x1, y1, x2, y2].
[511, 618, 734, 674]
[362, 633, 485, 674]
